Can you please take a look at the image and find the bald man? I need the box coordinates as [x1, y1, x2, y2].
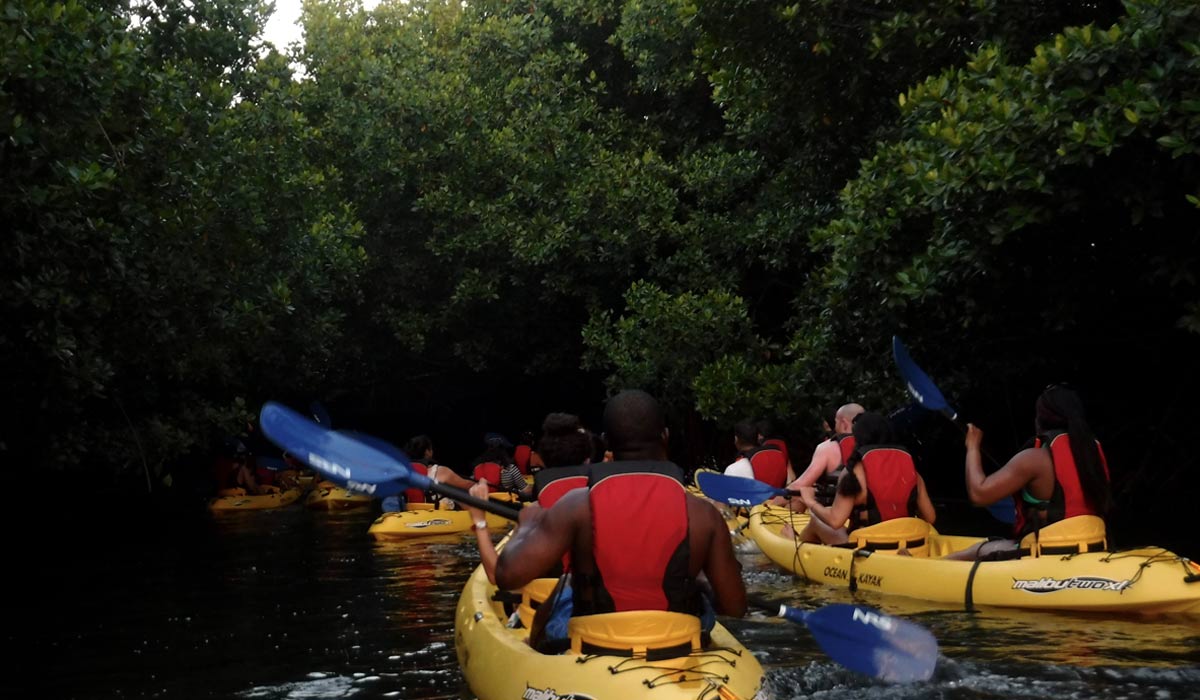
[495, 390, 746, 631]
[776, 403, 865, 512]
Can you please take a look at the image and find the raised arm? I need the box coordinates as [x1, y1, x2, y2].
[466, 480, 498, 584]
[965, 424, 1044, 506]
[494, 491, 581, 591]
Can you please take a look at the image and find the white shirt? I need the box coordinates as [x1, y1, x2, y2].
[724, 457, 754, 479]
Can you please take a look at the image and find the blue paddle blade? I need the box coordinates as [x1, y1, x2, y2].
[893, 336, 957, 420]
[696, 471, 786, 507]
[259, 402, 413, 497]
[989, 499, 1017, 525]
[782, 604, 938, 683]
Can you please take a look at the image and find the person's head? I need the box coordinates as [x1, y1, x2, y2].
[733, 420, 759, 452]
[603, 389, 668, 460]
[404, 435, 434, 461]
[834, 403, 865, 434]
[756, 418, 781, 442]
[1035, 384, 1111, 515]
[850, 412, 896, 448]
[537, 412, 593, 468]
[475, 432, 513, 466]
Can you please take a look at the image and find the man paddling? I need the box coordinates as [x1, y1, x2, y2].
[494, 389, 746, 636]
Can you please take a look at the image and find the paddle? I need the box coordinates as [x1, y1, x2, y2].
[749, 596, 938, 683]
[892, 336, 1016, 525]
[258, 401, 521, 520]
[696, 470, 799, 507]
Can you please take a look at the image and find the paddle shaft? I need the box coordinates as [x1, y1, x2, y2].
[426, 480, 522, 520]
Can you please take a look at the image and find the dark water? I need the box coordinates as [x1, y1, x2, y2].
[14, 501, 1200, 699]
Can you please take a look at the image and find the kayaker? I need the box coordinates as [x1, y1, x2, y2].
[946, 384, 1112, 560]
[756, 418, 796, 484]
[724, 420, 789, 488]
[382, 434, 441, 512]
[472, 433, 531, 497]
[793, 411, 936, 544]
[467, 412, 595, 585]
[775, 403, 864, 511]
[494, 389, 746, 648]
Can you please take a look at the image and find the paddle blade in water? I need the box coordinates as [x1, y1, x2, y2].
[695, 471, 784, 507]
[784, 603, 938, 683]
[893, 336, 957, 421]
[259, 402, 411, 497]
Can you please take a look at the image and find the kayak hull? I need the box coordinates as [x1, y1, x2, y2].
[749, 505, 1200, 614]
[304, 483, 374, 511]
[454, 562, 767, 700]
[368, 508, 509, 539]
[209, 487, 303, 511]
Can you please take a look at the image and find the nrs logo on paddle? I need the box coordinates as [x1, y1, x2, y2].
[1011, 576, 1132, 593]
[523, 685, 595, 700]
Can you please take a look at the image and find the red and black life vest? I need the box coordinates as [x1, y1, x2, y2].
[405, 462, 429, 504]
[573, 461, 700, 617]
[533, 464, 590, 508]
[850, 446, 919, 530]
[1014, 432, 1110, 537]
[513, 445, 532, 475]
[747, 445, 787, 488]
[473, 462, 503, 492]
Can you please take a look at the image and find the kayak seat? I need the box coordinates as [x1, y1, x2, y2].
[849, 517, 932, 557]
[568, 611, 700, 660]
[1018, 515, 1107, 558]
[516, 578, 560, 630]
[405, 502, 436, 511]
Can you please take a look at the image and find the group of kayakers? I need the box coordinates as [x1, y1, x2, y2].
[723, 384, 1113, 561]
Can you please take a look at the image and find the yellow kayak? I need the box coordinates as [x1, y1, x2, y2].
[454, 562, 767, 700]
[208, 487, 303, 511]
[304, 481, 374, 511]
[368, 496, 516, 539]
[748, 505, 1200, 614]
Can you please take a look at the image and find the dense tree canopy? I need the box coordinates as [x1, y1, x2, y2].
[2, 0, 1197, 525]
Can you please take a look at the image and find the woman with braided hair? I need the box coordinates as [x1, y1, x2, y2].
[948, 384, 1112, 560]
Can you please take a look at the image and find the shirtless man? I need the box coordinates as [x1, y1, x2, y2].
[494, 389, 746, 623]
[775, 403, 864, 511]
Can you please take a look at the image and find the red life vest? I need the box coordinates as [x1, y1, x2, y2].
[748, 446, 787, 488]
[473, 462, 503, 492]
[513, 445, 532, 475]
[1014, 433, 1110, 536]
[574, 462, 699, 616]
[762, 438, 789, 466]
[834, 433, 857, 467]
[533, 464, 590, 508]
[851, 446, 918, 529]
[404, 462, 429, 504]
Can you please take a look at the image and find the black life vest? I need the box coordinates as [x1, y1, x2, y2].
[850, 446, 919, 530]
[572, 461, 700, 617]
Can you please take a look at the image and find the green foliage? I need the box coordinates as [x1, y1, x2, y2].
[1, 0, 364, 479]
[582, 281, 754, 413]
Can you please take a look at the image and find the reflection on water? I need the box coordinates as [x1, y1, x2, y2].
[14, 502, 1199, 699]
